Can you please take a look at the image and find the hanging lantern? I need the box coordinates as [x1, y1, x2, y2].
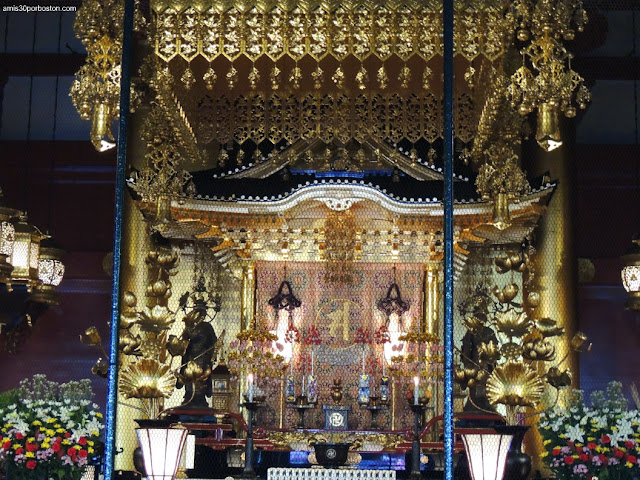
[31, 239, 65, 305]
[621, 236, 640, 310]
[536, 102, 563, 152]
[136, 423, 189, 480]
[460, 430, 513, 480]
[0, 203, 21, 287]
[9, 215, 46, 290]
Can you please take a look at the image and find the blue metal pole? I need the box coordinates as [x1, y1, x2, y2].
[104, 0, 134, 478]
[442, 0, 455, 479]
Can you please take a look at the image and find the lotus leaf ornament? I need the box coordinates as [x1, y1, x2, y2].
[463, 312, 487, 333]
[80, 326, 102, 346]
[486, 361, 545, 409]
[536, 317, 565, 337]
[119, 358, 175, 399]
[138, 305, 175, 333]
[545, 366, 572, 389]
[495, 308, 532, 337]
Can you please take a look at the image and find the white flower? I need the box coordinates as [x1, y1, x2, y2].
[565, 424, 585, 443]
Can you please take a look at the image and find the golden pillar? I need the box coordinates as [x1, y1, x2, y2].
[241, 263, 257, 331]
[524, 132, 578, 474]
[114, 103, 152, 472]
[422, 262, 442, 424]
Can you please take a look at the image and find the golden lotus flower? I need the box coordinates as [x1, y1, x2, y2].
[536, 318, 565, 337]
[80, 326, 102, 346]
[91, 358, 108, 378]
[177, 361, 211, 387]
[495, 309, 532, 338]
[486, 361, 545, 408]
[522, 338, 555, 361]
[138, 305, 175, 333]
[119, 358, 175, 399]
[478, 340, 500, 364]
[570, 331, 591, 352]
[501, 342, 522, 359]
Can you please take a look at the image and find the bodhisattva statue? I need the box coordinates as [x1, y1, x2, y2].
[177, 304, 217, 408]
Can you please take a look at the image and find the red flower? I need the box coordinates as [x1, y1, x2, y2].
[78, 449, 88, 458]
[599, 454, 607, 463]
[67, 447, 77, 457]
[588, 443, 597, 450]
[26, 460, 36, 470]
[553, 448, 562, 456]
[78, 437, 87, 446]
[64, 432, 71, 438]
[15, 447, 24, 455]
[579, 454, 589, 462]
[614, 448, 625, 458]
[55, 436, 63, 444]
[628, 455, 638, 464]
[565, 457, 575, 465]
[52, 443, 61, 452]
[15, 433, 24, 440]
[626, 441, 635, 449]
[601, 435, 611, 444]
[2, 441, 10, 450]
[26, 443, 38, 452]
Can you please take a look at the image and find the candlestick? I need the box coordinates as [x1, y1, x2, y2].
[382, 356, 386, 377]
[413, 376, 419, 406]
[248, 373, 254, 402]
[311, 350, 314, 376]
[362, 347, 365, 374]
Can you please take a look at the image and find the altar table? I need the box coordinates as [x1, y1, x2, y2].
[267, 468, 396, 480]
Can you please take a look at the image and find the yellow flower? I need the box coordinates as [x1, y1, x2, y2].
[543, 440, 551, 445]
[62, 439, 71, 445]
[96, 413, 103, 418]
[56, 428, 65, 433]
[32, 420, 42, 426]
[541, 452, 548, 458]
[74, 445, 82, 450]
[613, 427, 618, 431]
[41, 443, 50, 449]
[588, 437, 596, 441]
[54, 424, 61, 428]
[46, 429, 54, 436]
[91, 430, 99, 436]
[12, 444, 21, 450]
[47, 418, 56, 424]
[88, 441, 94, 446]
[25, 452, 35, 458]
[27, 437, 35, 443]
[88, 447, 95, 454]
[576, 443, 583, 447]
[559, 434, 566, 439]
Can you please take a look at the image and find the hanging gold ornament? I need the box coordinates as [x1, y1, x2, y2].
[181, 65, 195, 90]
[399, 65, 411, 88]
[464, 65, 476, 88]
[237, 148, 245, 166]
[271, 66, 281, 90]
[290, 66, 302, 89]
[218, 149, 229, 168]
[249, 65, 260, 90]
[332, 67, 345, 89]
[356, 65, 368, 91]
[203, 66, 217, 90]
[312, 65, 324, 89]
[422, 66, 432, 90]
[377, 66, 388, 89]
[227, 66, 238, 89]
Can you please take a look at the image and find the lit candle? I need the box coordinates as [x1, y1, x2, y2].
[413, 376, 419, 406]
[248, 373, 254, 402]
[382, 356, 386, 377]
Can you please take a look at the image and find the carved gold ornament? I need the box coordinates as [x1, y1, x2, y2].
[137, 305, 176, 334]
[495, 308, 532, 338]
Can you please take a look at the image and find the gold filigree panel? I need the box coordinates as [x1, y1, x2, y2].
[194, 93, 473, 145]
[152, 2, 512, 63]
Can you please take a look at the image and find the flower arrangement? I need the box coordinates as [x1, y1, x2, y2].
[0, 375, 103, 480]
[540, 382, 640, 480]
